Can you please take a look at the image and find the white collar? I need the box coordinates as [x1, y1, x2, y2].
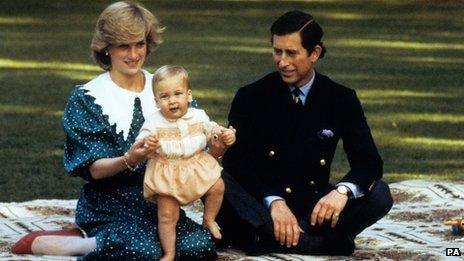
[164, 108, 194, 123]
[82, 70, 155, 140]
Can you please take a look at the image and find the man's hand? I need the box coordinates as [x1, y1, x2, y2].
[310, 189, 348, 228]
[269, 200, 303, 247]
[209, 130, 227, 158]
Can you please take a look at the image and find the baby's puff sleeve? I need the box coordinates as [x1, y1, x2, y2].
[62, 87, 119, 181]
[197, 109, 219, 140]
[136, 114, 156, 141]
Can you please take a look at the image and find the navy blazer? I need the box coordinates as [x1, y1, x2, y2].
[222, 71, 383, 218]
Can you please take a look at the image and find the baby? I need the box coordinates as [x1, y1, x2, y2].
[137, 65, 235, 261]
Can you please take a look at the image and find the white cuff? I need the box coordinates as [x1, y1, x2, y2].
[337, 182, 364, 198]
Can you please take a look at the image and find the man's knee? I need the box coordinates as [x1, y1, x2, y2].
[370, 180, 393, 217]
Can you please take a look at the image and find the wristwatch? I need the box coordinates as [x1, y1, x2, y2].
[336, 185, 351, 197]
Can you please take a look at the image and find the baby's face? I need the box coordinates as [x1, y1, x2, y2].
[154, 75, 192, 120]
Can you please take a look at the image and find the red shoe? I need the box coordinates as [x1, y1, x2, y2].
[11, 228, 83, 254]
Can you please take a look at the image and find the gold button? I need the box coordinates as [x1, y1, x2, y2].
[310, 181, 315, 186]
[285, 187, 292, 194]
[320, 159, 326, 166]
[268, 150, 275, 157]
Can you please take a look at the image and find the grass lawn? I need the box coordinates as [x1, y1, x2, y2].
[1, 0, 463, 202]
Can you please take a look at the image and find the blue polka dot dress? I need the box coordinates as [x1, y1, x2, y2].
[62, 71, 216, 260]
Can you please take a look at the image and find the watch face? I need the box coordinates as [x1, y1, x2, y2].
[337, 186, 348, 195]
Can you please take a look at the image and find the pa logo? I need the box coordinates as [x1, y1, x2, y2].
[446, 248, 461, 256]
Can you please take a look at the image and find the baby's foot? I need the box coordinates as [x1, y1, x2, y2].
[159, 254, 175, 261]
[203, 221, 222, 239]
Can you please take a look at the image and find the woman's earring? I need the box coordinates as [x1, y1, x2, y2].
[105, 50, 109, 56]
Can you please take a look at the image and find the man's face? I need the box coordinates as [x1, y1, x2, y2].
[272, 32, 315, 87]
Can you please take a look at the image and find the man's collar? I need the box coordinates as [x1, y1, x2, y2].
[289, 69, 315, 97]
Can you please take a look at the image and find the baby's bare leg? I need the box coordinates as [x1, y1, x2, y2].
[203, 177, 225, 239]
[157, 196, 180, 261]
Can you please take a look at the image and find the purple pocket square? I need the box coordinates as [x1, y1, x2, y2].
[317, 129, 334, 139]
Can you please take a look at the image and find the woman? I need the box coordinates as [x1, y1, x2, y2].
[12, 1, 220, 260]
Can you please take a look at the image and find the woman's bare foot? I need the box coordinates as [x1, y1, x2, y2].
[203, 221, 222, 239]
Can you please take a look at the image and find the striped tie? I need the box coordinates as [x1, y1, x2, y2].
[292, 88, 303, 107]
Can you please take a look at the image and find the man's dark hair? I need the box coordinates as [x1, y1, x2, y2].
[270, 10, 326, 59]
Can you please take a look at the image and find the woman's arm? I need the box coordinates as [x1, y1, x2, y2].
[89, 138, 157, 179]
[89, 157, 127, 180]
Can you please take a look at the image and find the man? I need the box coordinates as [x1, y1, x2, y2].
[217, 10, 393, 256]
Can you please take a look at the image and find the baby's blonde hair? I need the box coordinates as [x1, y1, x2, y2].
[153, 65, 191, 93]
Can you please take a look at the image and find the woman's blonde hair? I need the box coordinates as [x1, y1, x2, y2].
[153, 65, 191, 92]
[91, 1, 164, 70]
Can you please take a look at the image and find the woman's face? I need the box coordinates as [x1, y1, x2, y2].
[108, 39, 147, 78]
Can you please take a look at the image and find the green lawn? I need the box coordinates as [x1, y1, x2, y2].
[1, 0, 463, 202]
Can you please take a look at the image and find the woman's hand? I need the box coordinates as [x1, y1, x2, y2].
[126, 134, 159, 166]
[89, 138, 149, 180]
[143, 133, 160, 155]
[89, 135, 160, 180]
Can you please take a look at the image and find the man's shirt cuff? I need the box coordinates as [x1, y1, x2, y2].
[337, 182, 364, 198]
[263, 195, 284, 209]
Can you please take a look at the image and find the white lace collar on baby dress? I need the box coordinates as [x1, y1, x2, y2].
[82, 70, 156, 140]
[162, 108, 194, 123]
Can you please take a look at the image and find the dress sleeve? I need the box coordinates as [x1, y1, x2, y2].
[136, 115, 155, 141]
[197, 109, 219, 139]
[62, 87, 119, 181]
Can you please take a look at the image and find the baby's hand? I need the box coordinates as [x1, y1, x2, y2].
[144, 133, 160, 152]
[220, 126, 236, 146]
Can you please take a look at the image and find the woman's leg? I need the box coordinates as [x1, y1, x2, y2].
[202, 177, 225, 239]
[157, 195, 180, 261]
[31, 236, 96, 256]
